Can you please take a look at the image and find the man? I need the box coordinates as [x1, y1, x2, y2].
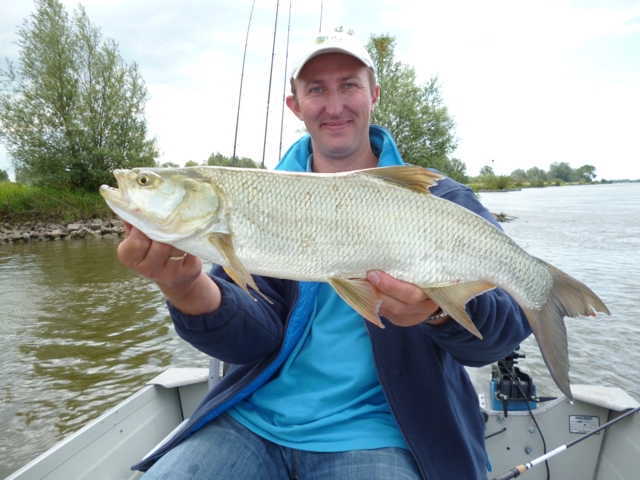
[121, 33, 531, 479]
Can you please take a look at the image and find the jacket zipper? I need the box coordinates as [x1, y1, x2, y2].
[138, 283, 301, 469]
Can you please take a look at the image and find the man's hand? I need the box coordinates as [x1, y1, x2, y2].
[118, 221, 221, 315]
[366, 270, 449, 327]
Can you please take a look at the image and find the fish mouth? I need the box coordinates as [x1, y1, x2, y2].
[99, 171, 131, 211]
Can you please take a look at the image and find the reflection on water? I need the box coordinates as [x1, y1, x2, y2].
[1, 183, 639, 476]
[0, 237, 208, 476]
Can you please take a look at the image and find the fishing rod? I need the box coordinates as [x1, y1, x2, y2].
[278, 0, 292, 161]
[232, 0, 256, 166]
[261, 0, 280, 168]
[491, 404, 640, 480]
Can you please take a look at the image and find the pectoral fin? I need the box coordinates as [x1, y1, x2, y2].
[209, 233, 272, 304]
[423, 281, 497, 339]
[328, 278, 385, 329]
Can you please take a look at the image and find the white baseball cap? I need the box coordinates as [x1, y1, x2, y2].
[289, 32, 375, 80]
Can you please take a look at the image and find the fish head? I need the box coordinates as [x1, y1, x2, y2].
[100, 168, 221, 243]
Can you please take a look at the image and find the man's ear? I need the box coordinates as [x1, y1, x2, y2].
[371, 84, 380, 112]
[286, 95, 304, 120]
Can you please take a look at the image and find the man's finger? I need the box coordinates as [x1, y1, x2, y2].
[117, 224, 155, 267]
[122, 219, 133, 237]
[367, 270, 428, 305]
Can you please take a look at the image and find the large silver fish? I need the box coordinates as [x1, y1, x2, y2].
[100, 165, 610, 399]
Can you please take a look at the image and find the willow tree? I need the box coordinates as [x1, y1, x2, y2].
[367, 34, 458, 173]
[0, 0, 158, 191]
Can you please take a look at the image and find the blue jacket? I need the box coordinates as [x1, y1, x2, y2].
[133, 126, 532, 479]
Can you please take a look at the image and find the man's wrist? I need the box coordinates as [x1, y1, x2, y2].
[160, 270, 221, 316]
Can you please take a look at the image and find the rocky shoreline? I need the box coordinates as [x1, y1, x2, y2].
[0, 218, 124, 245]
[1, 211, 514, 246]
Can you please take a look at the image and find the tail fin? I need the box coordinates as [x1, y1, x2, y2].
[522, 259, 610, 400]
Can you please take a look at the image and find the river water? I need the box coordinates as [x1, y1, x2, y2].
[1, 182, 639, 476]
[0, 237, 210, 477]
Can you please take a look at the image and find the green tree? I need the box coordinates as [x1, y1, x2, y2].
[0, 169, 9, 182]
[479, 165, 494, 176]
[184, 160, 199, 167]
[367, 34, 458, 171]
[526, 166, 547, 180]
[205, 152, 264, 169]
[158, 161, 179, 168]
[548, 162, 576, 183]
[0, 0, 158, 192]
[576, 164, 597, 183]
[510, 168, 527, 185]
[526, 166, 547, 187]
[443, 157, 467, 183]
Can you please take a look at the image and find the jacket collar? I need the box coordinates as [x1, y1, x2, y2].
[274, 124, 404, 172]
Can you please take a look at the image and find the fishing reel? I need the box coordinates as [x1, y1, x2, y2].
[491, 347, 556, 417]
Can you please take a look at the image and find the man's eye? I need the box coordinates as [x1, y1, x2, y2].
[310, 87, 323, 93]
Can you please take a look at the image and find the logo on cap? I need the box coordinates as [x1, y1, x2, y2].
[315, 35, 342, 45]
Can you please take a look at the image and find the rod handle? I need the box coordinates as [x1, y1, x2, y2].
[492, 465, 526, 480]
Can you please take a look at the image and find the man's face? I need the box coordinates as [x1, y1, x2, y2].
[287, 53, 379, 166]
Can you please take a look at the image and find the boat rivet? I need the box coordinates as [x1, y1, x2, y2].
[525, 447, 532, 454]
[497, 415, 505, 423]
[527, 427, 536, 435]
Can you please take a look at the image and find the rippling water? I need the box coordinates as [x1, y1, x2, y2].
[478, 182, 640, 401]
[0, 237, 209, 477]
[1, 182, 638, 476]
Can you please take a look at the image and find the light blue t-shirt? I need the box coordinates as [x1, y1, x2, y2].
[229, 150, 408, 452]
[229, 282, 408, 451]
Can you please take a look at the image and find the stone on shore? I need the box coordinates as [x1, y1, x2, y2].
[0, 218, 126, 245]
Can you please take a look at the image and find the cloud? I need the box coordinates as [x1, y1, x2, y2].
[1, 0, 639, 181]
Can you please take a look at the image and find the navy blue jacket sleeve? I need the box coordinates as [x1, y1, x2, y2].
[423, 175, 533, 366]
[168, 268, 289, 365]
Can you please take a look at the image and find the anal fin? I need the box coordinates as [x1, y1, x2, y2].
[328, 278, 384, 329]
[423, 281, 497, 339]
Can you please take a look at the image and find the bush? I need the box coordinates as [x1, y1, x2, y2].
[529, 177, 545, 188]
[0, 183, 112, 223]
[482, 175, 511, 191]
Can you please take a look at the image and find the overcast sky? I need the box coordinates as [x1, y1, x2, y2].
[1, 0, 639, 181]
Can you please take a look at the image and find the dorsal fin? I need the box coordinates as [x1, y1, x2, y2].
[360, 166, 443, 194]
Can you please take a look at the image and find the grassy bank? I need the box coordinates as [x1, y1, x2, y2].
[467, 177, 607, 192]
[0, 182, 113, 224]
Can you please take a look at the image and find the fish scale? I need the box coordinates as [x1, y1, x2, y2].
[226, 169, 493, 288]
[100, 165, 610, 400]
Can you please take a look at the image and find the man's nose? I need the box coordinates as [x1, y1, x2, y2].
[325, 90, 343, 116]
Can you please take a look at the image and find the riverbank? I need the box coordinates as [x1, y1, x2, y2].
[0, 218, 124, 245]
[0, 182, 112, 225]
[1, 210, 514, 246]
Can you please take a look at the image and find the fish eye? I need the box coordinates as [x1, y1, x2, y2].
[137, 173, 152, 186]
